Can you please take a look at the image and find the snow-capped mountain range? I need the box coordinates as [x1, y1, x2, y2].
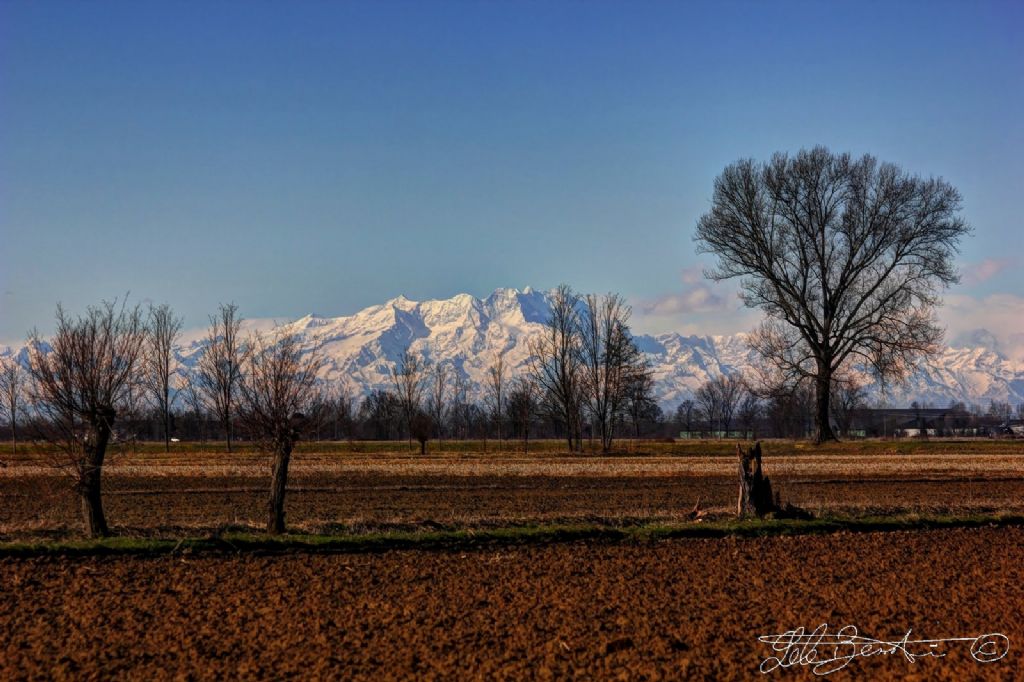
[5, 288, 1024, 408]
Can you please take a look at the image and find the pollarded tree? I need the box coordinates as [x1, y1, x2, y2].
[236, 331, 323, 534]
[696, 146, 969, 443]
[27, 300, 148, 537]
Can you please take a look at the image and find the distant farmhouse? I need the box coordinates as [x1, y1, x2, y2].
[673, 405, 1023, 441]
[846, 407, 1021, 438]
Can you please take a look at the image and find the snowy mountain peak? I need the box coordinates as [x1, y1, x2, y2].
[4, 289, 1023, 409]
[247, 290, 1024, 407]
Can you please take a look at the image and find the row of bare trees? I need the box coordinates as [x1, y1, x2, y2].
[378, 350, 544, 454]
[353, 374, 544, 449]
[3, 288, 662, 465]
[692, 374, 750, 437]
[311, 286, 655, 456]
[20, 299, 323, 537]
[529, 285, 653, 453]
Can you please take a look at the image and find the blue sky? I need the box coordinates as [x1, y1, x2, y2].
[2, 1, 1022, 351]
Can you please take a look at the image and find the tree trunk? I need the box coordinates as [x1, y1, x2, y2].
[80, 422, 111, 537]
[814, 370, 837, 444]
[80, 469, 108, 537]
[737, 442, 776, 518]
[599, 414, 612, 454]
[267, 441, 293, 534]
[164, 396, 170, 453]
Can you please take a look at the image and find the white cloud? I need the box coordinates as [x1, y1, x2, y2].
[632, 270, 1024, 360]
[940, 292, 1024, 361]
[678, 266, 706, 286]
[631, 269, 761, 336]
[639, 287, 727, 317]
[959, 258, 1014, 287]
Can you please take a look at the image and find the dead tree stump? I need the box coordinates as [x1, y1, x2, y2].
[737, 441, 777, 518]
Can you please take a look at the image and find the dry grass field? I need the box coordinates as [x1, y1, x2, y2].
[2, 438, 1024, 539]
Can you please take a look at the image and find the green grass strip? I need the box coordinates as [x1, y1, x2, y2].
[2, 513, 1023, 558]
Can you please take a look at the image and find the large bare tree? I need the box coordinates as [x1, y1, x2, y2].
[236, 332, 323, 534]
[27, 301, 148, 537]
[529, 284, 584, 452]
[144, 303, 183, 452]
[0, 357, 25, 457]
[196, 303, 244, 452]
[695, 146, 968, 443]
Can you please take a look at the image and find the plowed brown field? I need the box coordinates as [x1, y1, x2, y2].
[4, 446, 1024, 539]
[1, 526, 1021, 680]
